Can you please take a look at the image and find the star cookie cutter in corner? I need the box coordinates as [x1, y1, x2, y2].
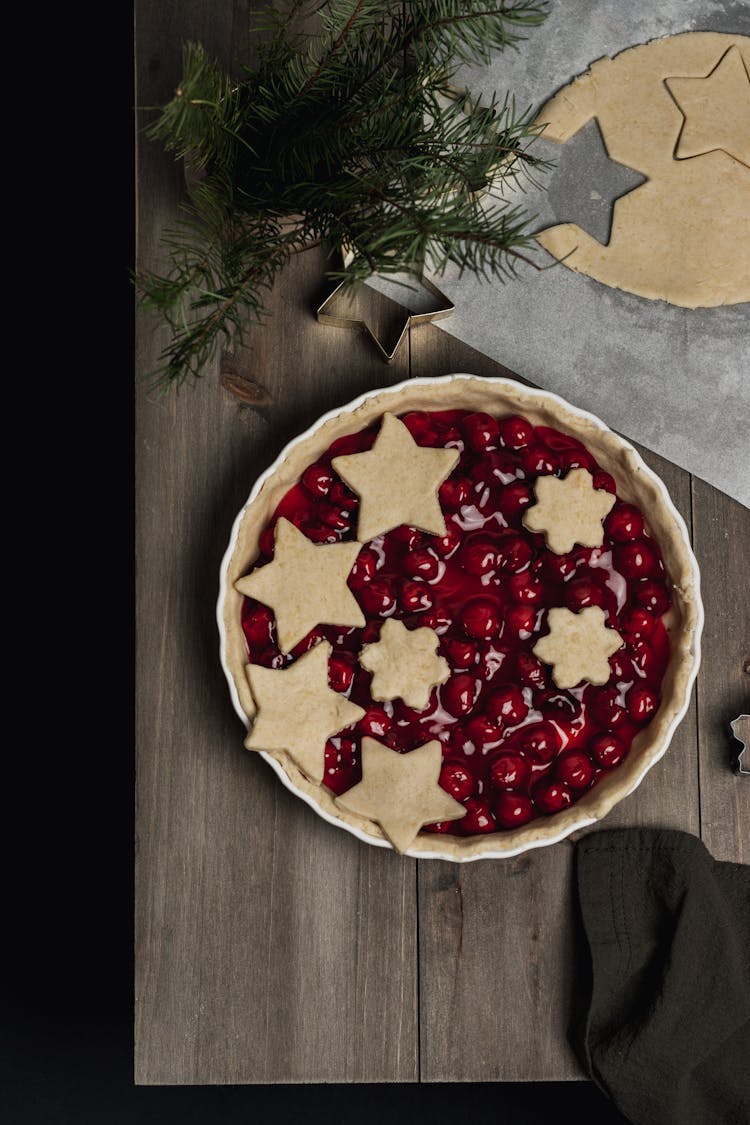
[730, 714, 750, 776]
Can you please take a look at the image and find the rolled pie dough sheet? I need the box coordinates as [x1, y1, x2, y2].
[534, 32, 750, 308]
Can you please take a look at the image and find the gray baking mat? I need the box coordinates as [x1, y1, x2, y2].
[368, 1, 750, 507]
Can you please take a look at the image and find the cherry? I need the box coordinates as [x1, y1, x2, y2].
[543, 552, 578, 583]
[348, 547, 379, 586]
[485, 684, 528, 727]
[609, 651, 636, 683]
[460, 797, 496, 834]
[535, 690, 581, 721]
[508, 570, 545, 604]
[519, 721, 561, 763]
[439, 476, 472, 509]
[486, 451, 520, 485]
[533, 778, 573, 815]
[464, 411, 501, 452]
[243, 603, 275, 649]
[495, 791, 535, 828]
[289, 629, 322, 659]
[259, 526, 276, 557]
[400, 581, 433, 613]
[634, 579, 670, 617]
[441, 637, 478, 670]
[498, 481, 533, 523]
[590, 686, 627, 728]
[461, 598, 501, 639]
[391, 525, 425, 551]
[605, 503, 644, 542]
[464, 716, 502, 749]
[459, 538, 499, 576]
[591, 731, 626, 769]
[302, 463, 333, 497]
[517, 652, 548, 689]
[256, 647, 287, 669]
[506, 604, 537, 638]
[497, 534, 534, 573]
[422, 820, 453, 834]
[630, 640, 657, 679]
[619, 607, 655, 640]
[489, 751, 530, 791]
[498, 415, 534, 451]
[321, 503, 351, 530]
[402, 411, 438, 446]
[418, 610, 452, 635]
[329, 481, 358, 509]
[593, 470, 617, 494]
[627, 685, 659, 723]
[403, 548, 441, 582]
[614, 539, 659, 580]
[521, 448, 559, 476]
[442, 673, 480, 717]
[555, 750, 593, 790]
[357, 578, 396, 616]
[478, 642, 512, 683]
[358, 705, 392, 739]
[558, 448, 595, 473]
[432, 522, 462, 557]
[566, 576, 605, 611]
[328, 652, 355, 693]
[439, 761, 476, 801]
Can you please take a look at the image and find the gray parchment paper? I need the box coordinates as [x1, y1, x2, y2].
[371, 1, 750, 506]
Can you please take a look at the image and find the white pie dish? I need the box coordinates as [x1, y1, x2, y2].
[217, 373, 703, 861]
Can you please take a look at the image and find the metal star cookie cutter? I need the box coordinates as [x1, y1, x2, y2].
[316, 268, 455, 363]
[730, 714, 750, 775]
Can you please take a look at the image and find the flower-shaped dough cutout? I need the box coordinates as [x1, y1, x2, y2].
[331, 412, 459, 542]
[533, 606, 623, 689]
[523, 468, 616, 555]
[245, 642, 365, 785]
[235, 517, 365, 653]
[665, 46, 750, 168]
[359, 619, 450, 710]
[334, 738, 465, 853]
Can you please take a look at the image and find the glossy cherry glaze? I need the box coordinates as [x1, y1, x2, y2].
[240, 410, 671, 836]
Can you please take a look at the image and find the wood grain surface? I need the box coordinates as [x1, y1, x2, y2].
[135, 0, 750, 1085]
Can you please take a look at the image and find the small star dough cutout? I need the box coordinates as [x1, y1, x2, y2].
[666, 45, 750, 168]
[334, 738, 465, 853]
[522, 468, 616, 555]
[359, 619, 450, 711]
[244, 642, 365, 785]
[533, 606, 623, 689]
[234, 517, 365, 653]
[331, 413, 459, 542]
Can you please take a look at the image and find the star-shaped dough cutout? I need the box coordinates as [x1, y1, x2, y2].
[331, 413, 459, 542]
[235, 517, 365, 653]
[359, 619, 450, 711]
[533, 606, 623, 689]
[522, 468, 616, 555]
[244, 641, 365, 785]
[665, 45, 750, 168]
[334, 738, 465, 853]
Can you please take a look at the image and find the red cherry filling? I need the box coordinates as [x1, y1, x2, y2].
[239, 408, 672, 837]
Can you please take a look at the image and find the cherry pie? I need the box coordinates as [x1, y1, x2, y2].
[219, 375, 702, 859]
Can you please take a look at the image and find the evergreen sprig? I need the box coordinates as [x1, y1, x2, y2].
[135, 0, 549, 389]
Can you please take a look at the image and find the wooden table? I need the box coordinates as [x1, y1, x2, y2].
[135, 2, 750, 1085]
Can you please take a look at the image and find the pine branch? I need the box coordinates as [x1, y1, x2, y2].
[135, 0, 551, 389]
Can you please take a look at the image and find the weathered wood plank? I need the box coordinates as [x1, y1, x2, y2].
[691, 480, 750, 864]
[135, 0, 418, 1084]
[410, 327, 700, 1082]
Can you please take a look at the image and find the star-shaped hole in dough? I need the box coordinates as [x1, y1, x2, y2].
[359, 619, 450, 711]
[244, 641, 365, 785]
[331, 413, 459, 542]
[522, 468, 616, 555]
[235, 517, 365, 653]
[533, 606, 623, 689]
[665, 45, 750, 169]
[334, 738, 465, 854]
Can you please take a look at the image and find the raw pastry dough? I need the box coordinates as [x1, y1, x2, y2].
[534, 32, 750, 307]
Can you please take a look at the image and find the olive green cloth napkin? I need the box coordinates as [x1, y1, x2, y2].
[574, 828, 750, 1125]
